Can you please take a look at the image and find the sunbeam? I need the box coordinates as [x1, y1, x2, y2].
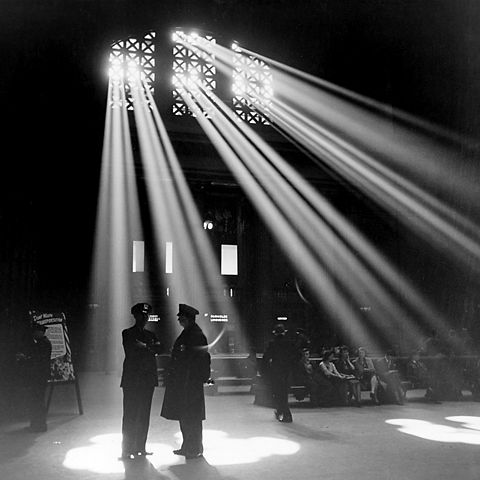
[177, 33, 480, 349]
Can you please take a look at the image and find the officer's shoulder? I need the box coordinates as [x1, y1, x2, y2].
[190, 323, 205, 335]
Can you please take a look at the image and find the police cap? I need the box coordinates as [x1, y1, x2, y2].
[177, 303, 199, 319]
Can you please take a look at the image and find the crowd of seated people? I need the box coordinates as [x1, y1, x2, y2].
[316, 349, 351, 406]
[295, 348, 334, 406]
[293, 346, 405, 406]
[255, 325, 479, 408]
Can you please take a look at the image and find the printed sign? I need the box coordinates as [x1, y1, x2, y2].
[29, 311, 76, 383]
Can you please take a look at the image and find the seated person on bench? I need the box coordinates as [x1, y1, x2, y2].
[374, 351, 404, 405]
[318, 350, 351, 406]
[335, 346, 362, 407]
[406, 351, 440, 403]
[353, 347, 380, 405]
[292, 348, 315, 391]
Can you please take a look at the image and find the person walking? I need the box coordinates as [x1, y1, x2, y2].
[161, 304, 211, 459]
[263, 324, 296, 423]
[120, 303, 161, 460]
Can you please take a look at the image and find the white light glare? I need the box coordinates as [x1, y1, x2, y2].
[63, 431, 300, 473]
[386, 416, 480, 445]
[108, 58, 142, 85]
[176, 430, 300, 466]
[63, 434, 180, 474]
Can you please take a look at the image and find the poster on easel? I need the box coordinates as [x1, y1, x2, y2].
[29, 311, 83, 414]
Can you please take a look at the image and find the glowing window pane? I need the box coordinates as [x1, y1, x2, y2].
[108, 31, 156, 110]
[165, 242, 173, 274]
[172, 30, 216, 117]
[132, 241, 145, 272]
[221, 245, 238, 275]
[232, 43, 273, 124]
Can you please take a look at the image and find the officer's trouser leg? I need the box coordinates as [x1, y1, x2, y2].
[122, 387, 137, 456]
[134, 386, 154, 453]
[179, 417, 203, 455]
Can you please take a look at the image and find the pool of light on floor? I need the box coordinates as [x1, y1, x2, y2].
[386, 416, 480, 445]
[63, 430, 300, 473]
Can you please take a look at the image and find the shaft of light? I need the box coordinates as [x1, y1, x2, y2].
[127, 76, 245, 348]
[89, 78, 147, 371]
[179, 82, 378, 349]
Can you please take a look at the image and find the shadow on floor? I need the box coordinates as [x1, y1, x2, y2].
[0, 415, 78, 463]
[0, 427, 41, 463]
[281, 421, 337, 441]
[123, 457, 171, 480]
[169, 456, 237, 480]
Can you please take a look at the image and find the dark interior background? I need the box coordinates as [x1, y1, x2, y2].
[1, 0, 480, 394]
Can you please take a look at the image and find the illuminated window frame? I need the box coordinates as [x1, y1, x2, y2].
[221, 244, 238, 275]
[109, 31, 156, 110]
[165, 242, 173, 274]
[132, 241, 145, 272]
[231, 43, 273, 125]
[172, 30, 217, 117]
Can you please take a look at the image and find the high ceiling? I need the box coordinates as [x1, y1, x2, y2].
[1, 0, 479, 310]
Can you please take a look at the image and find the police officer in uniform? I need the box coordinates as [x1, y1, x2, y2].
[17, 323, 52, 432]
[120, 303, 161, 460]
[263, 324, 296, 423]
[161, 304, 210, 459]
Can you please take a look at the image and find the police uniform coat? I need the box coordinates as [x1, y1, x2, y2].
[161, 322, 210, 421]
[120, 326, 159, 388]
[120, 324, 160, 456]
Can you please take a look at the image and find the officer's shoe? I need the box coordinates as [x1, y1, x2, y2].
[118, 453, 135, 461]
[173, 449, 186, 456]
[136, 451, 153, 457]
[185, 452, 203, 459]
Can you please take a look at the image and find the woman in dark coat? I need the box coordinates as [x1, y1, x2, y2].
[318, 350, 350, 406]
[161, 304, 210, 459]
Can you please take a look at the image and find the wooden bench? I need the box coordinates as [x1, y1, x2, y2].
[206, 376, 253, 395]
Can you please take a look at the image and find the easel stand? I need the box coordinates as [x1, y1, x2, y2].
[46, 377, 83, 415]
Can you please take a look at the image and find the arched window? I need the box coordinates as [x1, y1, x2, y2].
[232, 43, 273, 124]
[108, 31, 155, 110]
[172, 30, 217, 116]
